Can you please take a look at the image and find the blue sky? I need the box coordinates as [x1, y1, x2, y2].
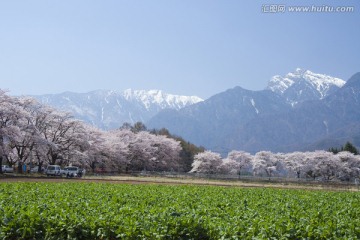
[0, 0, 359, 99]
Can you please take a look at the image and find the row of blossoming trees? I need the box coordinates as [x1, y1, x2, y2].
[2, 89, 360, 181]
[190, 150, 360, 182]
[0, 90, 186, 173]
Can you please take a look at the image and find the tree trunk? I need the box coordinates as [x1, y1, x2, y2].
[0, 136, 3, 174]
[38, 162, 43, 173]
[91, 162, 96, 174]
[18, 162, 23, 174]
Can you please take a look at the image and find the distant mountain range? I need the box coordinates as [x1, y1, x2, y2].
[33, 89, 203, 129]
[32, 69, 360, 154]
[147, 69, 360, 154]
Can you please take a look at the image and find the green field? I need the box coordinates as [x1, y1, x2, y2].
[0, 182, 359, 239]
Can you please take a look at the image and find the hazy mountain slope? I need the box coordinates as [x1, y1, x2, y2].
[305, 123, 360, 151]
[305, 72, 360, 150]
[148, 87, 290, 154]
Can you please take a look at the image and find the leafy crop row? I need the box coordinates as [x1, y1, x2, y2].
[0, 182, 359, 239]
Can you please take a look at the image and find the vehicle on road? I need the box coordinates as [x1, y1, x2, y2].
[45, 165, 62, 176]
[30, 166, 45, 173]
[1, 165, 14, 173]
[62, 166, 84, 178]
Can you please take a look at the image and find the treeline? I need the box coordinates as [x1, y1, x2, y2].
[0, 90, 204, 174]
[329, 142, 359, 155]
[191, 149, 360, 182]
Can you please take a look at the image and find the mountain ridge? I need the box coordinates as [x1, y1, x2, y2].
[148, 70, 359, 154]
[30, 69, 359, 154]
[33, 89, 203, 130]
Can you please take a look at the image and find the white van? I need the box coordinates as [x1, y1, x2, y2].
[1, 165, 14, 173]
[45, 165, 62, 176]
[62, 166, 80, 177]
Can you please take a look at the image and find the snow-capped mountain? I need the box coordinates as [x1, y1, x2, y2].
[267, 68, 345, 105]
[147, 87, 290, 154]
[122, 89, 202, 110]
[148, 71, 360, 154]
[33, 89, 203, 130]
[30, 69, 359, 154]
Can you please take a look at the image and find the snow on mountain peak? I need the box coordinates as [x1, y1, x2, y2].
[267, 69, 346, 100]
[122, 89, 203, 110]
[33, 89, 203, 130]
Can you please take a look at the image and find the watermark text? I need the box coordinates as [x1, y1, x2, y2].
[262, 4, 354, 13]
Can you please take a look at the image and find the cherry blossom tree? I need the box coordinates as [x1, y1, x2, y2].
[301, 152, 319, 180]
[336, 151, 360, 181]
[30, 105, 88, 166]
[224, 150, 253, 175]
[102, 129, 132, 173]
[302, 151, 339, 180]
[78, 125, 108, 173]
[252, 151, 283, 178]
[314, 151, 340, 180]
[0, 90, 27, 172]
[219, 158, 239, 174]
[127, 131, 159, 171]
[5, 97, 45, 172]
[126, 131, 182, 172]
[99, 129, 182, 173]
[283, 152, 307, 178]
[148, 134, 182, 171]
[190, 151, 223, 174]
[29, 104, 57, 171]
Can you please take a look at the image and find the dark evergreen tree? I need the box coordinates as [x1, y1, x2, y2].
[132, 122, 147, 133]
[329, 142, 359, 155]
[343, 141, 359, 155]
[328, 147, 340, 154]
[120, 122, 133, 130]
